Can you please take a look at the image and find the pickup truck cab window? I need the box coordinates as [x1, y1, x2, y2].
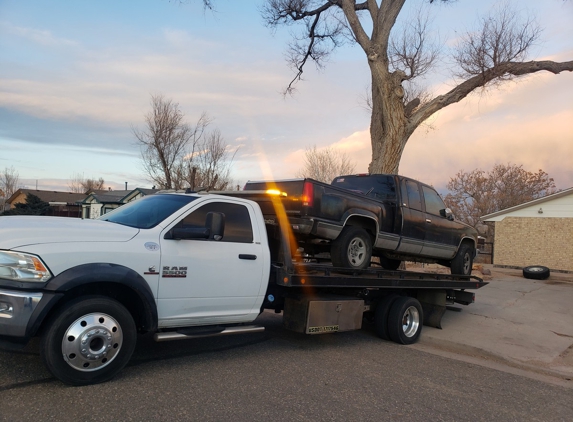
[332, 175, 397, 201]
[181, 201, 254, 243]
[422, 186, 446, 216]
[405, 180, 423, 211]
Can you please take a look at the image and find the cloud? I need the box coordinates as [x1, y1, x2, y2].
[1, 22, 78, 47]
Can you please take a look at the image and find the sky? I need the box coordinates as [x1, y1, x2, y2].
[1, 0, 572, 196]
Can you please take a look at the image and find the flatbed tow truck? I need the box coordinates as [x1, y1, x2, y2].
[0, 189, 487, 385]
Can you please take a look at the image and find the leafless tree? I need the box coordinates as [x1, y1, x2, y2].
[296, 145, 356, 183]
[443, 163, 557, 229]
[133, 94, 211, 189]
[184, 129, 237, 191]
[134, 94, 235, 190]
[0, 166, 20, 211]
[69, 173, 106, 193]
[259, 0, 572, 174]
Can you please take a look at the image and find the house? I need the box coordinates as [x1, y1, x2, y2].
[81, 188, 160, 219]
[5, 189, 87, 217]
[482, 188, 573, 272]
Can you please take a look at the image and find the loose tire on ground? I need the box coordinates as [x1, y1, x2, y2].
[387, 296, 423, 345]
[450, 243, 475, 275]
[523, 265, 550, 280]
[40, 296, 137, 386]
[331, 226, 373, 270]
[374, 294, 399, 341]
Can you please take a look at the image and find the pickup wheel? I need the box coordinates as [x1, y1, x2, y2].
[374, 294, 399, 341]
[379, 256, 401, 271]
[387, 297, 423, 345]
[523, 265, 550, 280]
[450, 243, 474, 275]
[40, 296, 136, 386]
[331, 226, 372, 269]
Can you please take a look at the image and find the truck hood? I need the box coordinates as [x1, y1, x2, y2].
[0, 216, 139, 249]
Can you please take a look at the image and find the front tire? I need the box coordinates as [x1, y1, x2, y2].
[40, 296, 136, 386]
[451, 243, 475, 275]
[379, 255, 401, 271]
[331, 226, 372, 270]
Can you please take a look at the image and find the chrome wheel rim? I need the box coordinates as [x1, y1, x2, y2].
[463, 252, 471, 274]
[62, 312, 123, 372]
[348, 237, 367, 267]
[401, 306, 420, 338]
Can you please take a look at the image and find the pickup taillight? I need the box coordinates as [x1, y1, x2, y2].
[302, 181, 314, 207]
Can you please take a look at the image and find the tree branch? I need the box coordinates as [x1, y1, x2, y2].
[409, 60, 573, 133]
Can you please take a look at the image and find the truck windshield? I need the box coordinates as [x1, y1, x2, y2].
[99, 194, 197, 229]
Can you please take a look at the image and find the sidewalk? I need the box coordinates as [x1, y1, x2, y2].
[415, 265, 573, 381]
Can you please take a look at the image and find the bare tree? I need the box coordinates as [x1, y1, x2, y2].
[184, 129, 237, 191]
[0, 166, 20, 211]
[69, 173, 106, 193]
[260, 0, 573, 174]
[443, 163, 557, 229]
[296, 145, 356, 183]
[133, 94, 210, 189]
[134, 93, 236, 190]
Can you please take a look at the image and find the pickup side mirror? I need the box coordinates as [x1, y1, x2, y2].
[165, 212, 226, 240]
[440, 208, 455, 221]
[205, 211, 225, 240]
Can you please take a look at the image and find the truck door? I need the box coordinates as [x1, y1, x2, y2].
[157, 199, 267, 327]
[420, 185, 458, 259]
[396, 179, 425, 254]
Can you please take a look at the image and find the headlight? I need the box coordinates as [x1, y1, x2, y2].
[0, 251, 52, 283]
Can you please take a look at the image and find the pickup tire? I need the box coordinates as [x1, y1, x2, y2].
[387, 297, 423, 345]
[374, 294, 399, 341]
[40, 296, 137, 386]
[379, 256, 401, 271]
[523, 265, 550, 280]
[331, 226, 373, 269]
[450, 243, 474, 275]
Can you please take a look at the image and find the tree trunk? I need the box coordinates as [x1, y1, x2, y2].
[368, 62, 409, 175]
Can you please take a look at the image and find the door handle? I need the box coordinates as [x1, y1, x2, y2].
[239, 254, 257, 260]
[425, 219, 432, 223]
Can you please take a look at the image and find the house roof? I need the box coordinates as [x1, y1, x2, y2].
[481, 187, 573, 221]
[7, 189, 87, 205]
[118, 188, 160, 202]
[83, 190, 128, 204]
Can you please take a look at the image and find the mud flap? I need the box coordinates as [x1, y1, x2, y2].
[416, 290, 447, 329]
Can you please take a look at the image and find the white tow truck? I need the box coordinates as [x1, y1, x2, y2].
[0, 191, 486, 385]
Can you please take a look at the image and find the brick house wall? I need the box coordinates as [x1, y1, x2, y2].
[494, 217, 573, 272]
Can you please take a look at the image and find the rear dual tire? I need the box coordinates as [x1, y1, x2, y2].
[375, 296, 423, 345]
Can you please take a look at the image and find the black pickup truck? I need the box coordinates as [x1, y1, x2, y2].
[244, 174, 477, 275]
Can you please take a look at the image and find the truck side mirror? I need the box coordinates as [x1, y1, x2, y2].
[440, 208, 455, 221]
[205, 212, 225, 241]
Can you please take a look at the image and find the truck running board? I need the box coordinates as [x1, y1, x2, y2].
[153, 325, 265, 342]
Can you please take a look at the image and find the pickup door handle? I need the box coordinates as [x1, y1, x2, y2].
[425, 219, 432, 223]
[239, 254, 257, 260]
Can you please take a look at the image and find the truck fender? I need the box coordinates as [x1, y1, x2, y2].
[455, 237, 477, 255]
[341, 209, 379, 238]
[28, 263, 158, 338]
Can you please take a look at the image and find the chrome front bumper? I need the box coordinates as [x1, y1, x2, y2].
[0, 289, 43, 337]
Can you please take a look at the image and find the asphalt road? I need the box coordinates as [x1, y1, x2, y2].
[1, 311, 571, 422]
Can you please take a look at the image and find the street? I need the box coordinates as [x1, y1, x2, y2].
[1, 311, 571, 422]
